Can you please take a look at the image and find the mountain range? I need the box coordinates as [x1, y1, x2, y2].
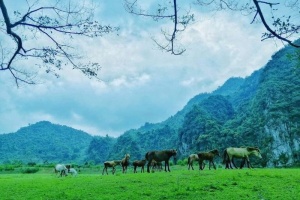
[1, 40, 299, 167]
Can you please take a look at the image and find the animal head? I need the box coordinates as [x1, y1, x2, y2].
[170, 149, 177, 156]
[247, 147, 262, 158]
[211, 149, 220, 156]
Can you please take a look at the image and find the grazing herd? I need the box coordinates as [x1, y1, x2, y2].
[54, 146, 262, 177]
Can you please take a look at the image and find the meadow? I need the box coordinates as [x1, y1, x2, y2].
[0, 165, 299, 200]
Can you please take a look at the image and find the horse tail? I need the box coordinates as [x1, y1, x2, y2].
[187, 157, 191, 165]
[222, 149, 228, 164]
[145, 152, 149, 161]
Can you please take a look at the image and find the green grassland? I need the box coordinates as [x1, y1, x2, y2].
[0, 166, 299, 200]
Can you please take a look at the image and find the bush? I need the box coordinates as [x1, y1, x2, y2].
[21, 167, 39, 174]
[27, 162, 36, 166]
[3, 165, 15, 171]
[177, 160, 186, 166]
[177, 159, 188, 166]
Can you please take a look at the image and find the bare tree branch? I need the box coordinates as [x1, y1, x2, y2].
[252, 0, 300, 47]
[128, 0, 300, 55]
[0, 0, 118, 86]
[124, 0, 194, 55]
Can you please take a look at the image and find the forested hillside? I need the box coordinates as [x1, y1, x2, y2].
[0, 121, 94, 164]
[107, 41, 300, 167]
[1, 41, 299, 167]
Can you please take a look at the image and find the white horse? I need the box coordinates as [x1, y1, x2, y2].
[223, 147, 262, 169]
[54, 164, 68, 177]
[69, 168, 78, 176]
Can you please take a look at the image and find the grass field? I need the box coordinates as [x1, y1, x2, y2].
[0, 166, 299, 200]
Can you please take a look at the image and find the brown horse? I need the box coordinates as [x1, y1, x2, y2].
[223, 147, 262, 169]
[187, 154, 199, 170]
[132, 159, 147, 173]
[150, 160, 163, 171]
[145, 149, 177, 173]
[121, 154, 130, 173]
[102, 160, 122, 175]
[197, 149, 220, 170]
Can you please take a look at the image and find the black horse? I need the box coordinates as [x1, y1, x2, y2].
[145, 149, 177, 173]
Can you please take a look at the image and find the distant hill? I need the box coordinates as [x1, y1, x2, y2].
[0, 121, 109, 164]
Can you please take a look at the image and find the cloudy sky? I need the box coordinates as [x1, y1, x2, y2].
[0, 0, 287, 137]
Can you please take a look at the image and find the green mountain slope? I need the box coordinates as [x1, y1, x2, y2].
[108, 41, 300, 167]
[0, 121, 93, 163]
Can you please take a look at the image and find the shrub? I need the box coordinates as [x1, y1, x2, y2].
[177, 160, 186, 166]
[3, 165, 15, 171]
[21, 167, 39, 174]
[27, 162, 37, 166]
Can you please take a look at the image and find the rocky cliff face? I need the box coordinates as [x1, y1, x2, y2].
[175, 42, 300, 167]
[265, 123, 300, 167]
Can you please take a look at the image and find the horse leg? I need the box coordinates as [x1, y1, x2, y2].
[212, 161, 216, 170]
[147, 159, 152, 173]
[248, 161, 253, 168]
[167, 160, 171, 172]
[246, 157, 252, 168]
[202, 161, 206, 170]
[188, 162, 191, 170]
[199, 161, 203, 170]
[227, 158, 234, 169]
[224, 155, 230, 169]
[231, 158, 238, 169]
[61, 170, 65, 177]
[164, 161, 167, 172]
[227, 158, 233, 169]
[240, 158, 246, 169]
[103, 166, 108, 175]
[225, 159, 229, 169]
[199, 161, 202, 170]
[191, 161, 194, 170]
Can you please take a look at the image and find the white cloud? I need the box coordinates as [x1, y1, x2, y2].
[0, 4, 283, 137]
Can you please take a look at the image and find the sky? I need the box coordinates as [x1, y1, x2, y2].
[0, 0, 288, 137]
